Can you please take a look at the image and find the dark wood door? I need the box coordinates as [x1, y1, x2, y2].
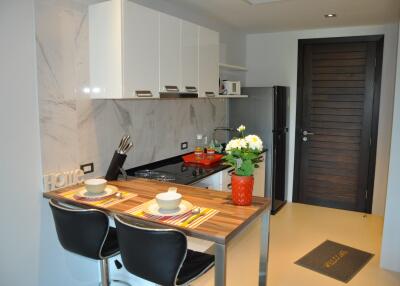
[295, 37, 383, 212]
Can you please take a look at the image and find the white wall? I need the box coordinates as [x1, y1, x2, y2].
[381, 23, 400, 273]
[0, 0, 42, 284]
[0, 1, 101, 286]
[246, 24, 399, 215]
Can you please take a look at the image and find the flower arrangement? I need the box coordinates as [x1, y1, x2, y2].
[223, 125, 263, 176]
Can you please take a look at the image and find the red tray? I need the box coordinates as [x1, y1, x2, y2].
[182, 153, 224, 165]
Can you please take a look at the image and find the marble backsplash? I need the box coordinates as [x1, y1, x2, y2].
[35, 0, 228, 178]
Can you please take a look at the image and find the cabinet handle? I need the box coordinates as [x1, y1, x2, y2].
[228, 169, 234, 176]
[227, 183, 232, 190]
[205, 91, 215, 97]
[164, 85, 179, 92]
[258, 156, 264, 162]
[135, 90, 153, 97]
[185, 86, 197, 92]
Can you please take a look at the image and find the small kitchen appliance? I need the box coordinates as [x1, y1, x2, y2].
[223, 81, 241, 95]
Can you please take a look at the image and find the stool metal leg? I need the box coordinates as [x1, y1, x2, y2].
[99, 258, 132, 286]
[100, 259, 110, 286]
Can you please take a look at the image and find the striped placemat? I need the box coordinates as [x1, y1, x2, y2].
[59, 187, 137, 208]
[125, 201, 219, 229]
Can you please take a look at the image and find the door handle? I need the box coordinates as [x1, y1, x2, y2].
[302, 130, 315, 136]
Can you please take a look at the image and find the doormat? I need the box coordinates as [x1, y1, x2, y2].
[295, 240, 374, 283]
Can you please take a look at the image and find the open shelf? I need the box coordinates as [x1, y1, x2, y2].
[219, 63, 248, 71]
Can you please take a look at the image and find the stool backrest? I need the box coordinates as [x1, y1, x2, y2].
[49, 200, 109, 260]
[114, 215, 187, 286]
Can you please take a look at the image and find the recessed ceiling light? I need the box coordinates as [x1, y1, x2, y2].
[324, 13, 337, 18]
[242, 0, 283, 5]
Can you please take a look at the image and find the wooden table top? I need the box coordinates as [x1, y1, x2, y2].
[43, 178, 271, 244]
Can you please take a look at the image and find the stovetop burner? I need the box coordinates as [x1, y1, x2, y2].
[127, 153, 228, 185]
[134, 169, 176, 182]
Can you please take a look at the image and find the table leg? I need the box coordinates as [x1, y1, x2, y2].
[259, 210, 270, 286]
[215, 242, 227, 286]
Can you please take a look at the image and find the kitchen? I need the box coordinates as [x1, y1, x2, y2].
[2, 0, 400, 286]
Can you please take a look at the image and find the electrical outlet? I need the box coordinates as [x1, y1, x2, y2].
[180, 142, 188, 150]
[80, 162, 94, 174]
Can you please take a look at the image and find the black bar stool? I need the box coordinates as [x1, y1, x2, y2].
[49, 200, 130, 286]
[114, 214, 215, 286]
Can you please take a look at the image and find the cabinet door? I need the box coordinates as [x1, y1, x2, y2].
[253, 153, 266, 197]
[159, 13, 181, 92]
[181, 21, 198, 92]
[123, 1, 159, 98]
[221, 168, 234, 192]
[89, 0, 123, 99]
[191, 171, 224, 191]
[198, 27, 219, 97]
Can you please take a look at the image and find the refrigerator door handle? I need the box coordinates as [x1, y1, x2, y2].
[272, 128, 286, 133]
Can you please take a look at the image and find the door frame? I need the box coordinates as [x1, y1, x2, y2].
[293, 35, 384, 213]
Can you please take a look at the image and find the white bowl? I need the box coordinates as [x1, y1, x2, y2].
[156, 191, 182, 210]
[85, 178, 107, 194]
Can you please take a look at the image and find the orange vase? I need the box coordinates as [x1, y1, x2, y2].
[231, 174, 254, 206]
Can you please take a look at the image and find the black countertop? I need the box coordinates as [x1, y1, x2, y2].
[126, 149, 267, 185]
[126, 152, 230, 185]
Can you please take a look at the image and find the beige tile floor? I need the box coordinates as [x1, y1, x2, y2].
[268, 203, 400, 286]
[193, 202, 400, 286]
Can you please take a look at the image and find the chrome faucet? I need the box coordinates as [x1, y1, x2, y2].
[212, 127, 237, 144]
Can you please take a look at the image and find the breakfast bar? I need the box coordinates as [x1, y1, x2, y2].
[43, 178, 271, 286]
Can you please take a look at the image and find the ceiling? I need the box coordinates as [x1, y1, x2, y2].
[175, 0, 400, 33]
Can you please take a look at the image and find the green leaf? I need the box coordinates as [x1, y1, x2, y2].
[236, 159, 255, 176]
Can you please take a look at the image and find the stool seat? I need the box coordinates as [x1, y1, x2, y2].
[101, 227, 119, 258]
[114, 214, 214, 286]
[176, 249, 214, 285]
[49, 200, 131, 286]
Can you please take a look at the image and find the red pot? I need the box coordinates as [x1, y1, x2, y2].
[231, 174, 254, 206]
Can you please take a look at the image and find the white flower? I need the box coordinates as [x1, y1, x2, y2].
[225, 138, 248, 152]
[245, 135, 263, 151]
[237, 125, 246, 132]
[237, 138, 247, 149]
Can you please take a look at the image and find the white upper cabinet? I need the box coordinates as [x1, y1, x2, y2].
[89, 0, 123, 99]
[123, 1, 160, 98]
[88, 0, 219, 99]
[199, 26, 219, 97]
[159, 13, 181, 92]
[181, 21, 199, 93]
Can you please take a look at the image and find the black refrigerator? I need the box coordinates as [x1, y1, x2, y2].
[229, 86, 288, 214]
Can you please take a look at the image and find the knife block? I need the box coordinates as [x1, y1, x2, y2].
[105, 151, 127, 181]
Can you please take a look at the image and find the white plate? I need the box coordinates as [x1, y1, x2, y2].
[75, 185, 118, 200]
[144, 200, 194, 217]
